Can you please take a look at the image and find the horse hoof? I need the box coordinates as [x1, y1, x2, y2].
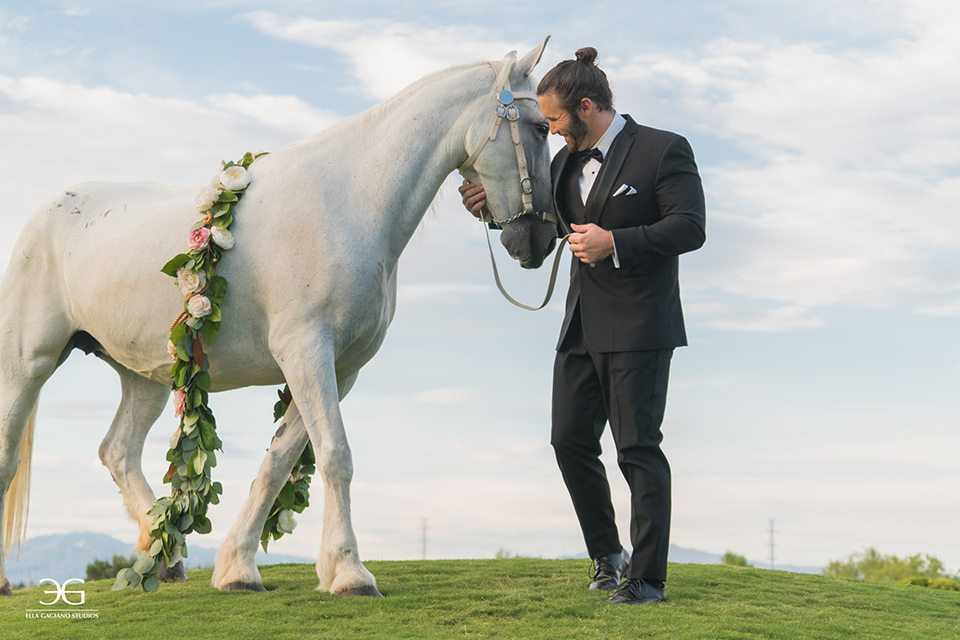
[0, 581, 12, 597]
[220, 581, 267, 592]
[336, 584, 383, 598]
[159, 560, 187, 583]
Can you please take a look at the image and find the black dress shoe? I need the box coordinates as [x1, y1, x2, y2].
[606, 578, 666, 604]
[589, 548, 630, 591]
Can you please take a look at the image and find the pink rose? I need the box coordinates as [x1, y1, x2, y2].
[174, 388, 187, 417]
[188, 228, 211, 252]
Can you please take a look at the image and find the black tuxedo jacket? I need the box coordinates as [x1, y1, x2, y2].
[552, 115, 706, 352]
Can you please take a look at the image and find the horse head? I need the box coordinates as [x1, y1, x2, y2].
[459, 38, 558, 269]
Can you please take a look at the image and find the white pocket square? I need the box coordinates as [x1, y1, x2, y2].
[613, 184, 637, 197]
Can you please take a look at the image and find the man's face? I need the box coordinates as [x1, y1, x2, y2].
[538, 91, 590, 152]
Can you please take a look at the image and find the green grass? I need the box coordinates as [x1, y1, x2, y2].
[1, 559, 958, 639]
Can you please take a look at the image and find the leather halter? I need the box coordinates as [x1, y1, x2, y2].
[459, 62, 557, 227]
[458, 61, 567, 311]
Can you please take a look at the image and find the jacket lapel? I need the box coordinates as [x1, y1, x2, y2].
[584, 115, 638, 225]
[551, 147, 576, 235]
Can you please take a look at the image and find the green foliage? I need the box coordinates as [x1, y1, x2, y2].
[5, 561, 960, 640]
[722, 551, 751, 567]
[260, 384, 316, 552]
[901, 575, 960, 591]
[824, 547, 947, 582]
[112, 550, 161, 592]
[86, 554, 137, 582]
[128, 152, 268, 592]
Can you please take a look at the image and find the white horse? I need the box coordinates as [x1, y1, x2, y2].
[0, 40, 557, 597]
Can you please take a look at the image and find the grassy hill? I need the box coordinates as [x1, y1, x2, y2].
[1, 559, 957, 639]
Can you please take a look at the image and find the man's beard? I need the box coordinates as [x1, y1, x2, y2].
[565, 111, 590, 152]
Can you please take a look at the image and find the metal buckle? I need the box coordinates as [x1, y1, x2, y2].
[521, 177, 533, 195]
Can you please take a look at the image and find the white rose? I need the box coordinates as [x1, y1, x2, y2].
[277, 509, 298, 534]
[194, 185, 221, 211]
[167, 341, 179, 361]
[210, 226, 235, 250]
[187, 294, 213, 318]
[219, 165, 251, 191]
[176, 267, 207, 296]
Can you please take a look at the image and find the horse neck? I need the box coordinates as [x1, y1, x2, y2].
[301, 63, 496, 264]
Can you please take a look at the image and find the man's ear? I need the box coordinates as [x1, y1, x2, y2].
[578, 97, 594, 117]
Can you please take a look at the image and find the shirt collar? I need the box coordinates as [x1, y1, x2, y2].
[593, 112, 626, 158]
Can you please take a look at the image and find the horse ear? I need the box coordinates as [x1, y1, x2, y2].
[516, 36, 551, 79]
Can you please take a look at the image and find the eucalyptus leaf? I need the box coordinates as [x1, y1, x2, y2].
[133, 554, 157, 574]
[191, 449, 208, 476]
[202, 319, 220, 344]
[278, 482, 296, 510]
[112, 572, 131, 591]
[160, 253, 192, 277]
[195, 371, 212, 391]
[143, 576, 160, 593]
[170, 323, 188, 344]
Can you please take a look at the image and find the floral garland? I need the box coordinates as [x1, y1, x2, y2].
[259, 386, 316, 552]
[114, 151, 265, 592]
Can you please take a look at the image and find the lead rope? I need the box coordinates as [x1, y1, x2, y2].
[481, 220, 574, 311]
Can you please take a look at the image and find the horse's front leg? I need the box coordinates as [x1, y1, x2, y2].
[280, 342, 380, 597]
[212, 402, 310, 591]
[97, 364, 182, 580]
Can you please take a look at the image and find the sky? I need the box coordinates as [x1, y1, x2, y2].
[0, 0, 958, 576]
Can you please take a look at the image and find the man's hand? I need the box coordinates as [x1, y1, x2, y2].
[568, 223, 615, 265]
[458, 180, 487, 219]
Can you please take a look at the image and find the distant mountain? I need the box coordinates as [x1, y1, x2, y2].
[4, 532, 313, 588]
[4, 533, 822, 587]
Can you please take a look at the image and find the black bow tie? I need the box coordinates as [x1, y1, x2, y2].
[577, 147, 603, 164]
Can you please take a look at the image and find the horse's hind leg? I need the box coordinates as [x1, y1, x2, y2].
[97, 364, 181, 579]
[0, 324, 70, 594]
[0, 375, 49, 596]
[212, 401, 310, 591]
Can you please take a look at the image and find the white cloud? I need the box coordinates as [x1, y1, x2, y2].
[609, 3, 960, 326]
[239, 12, 531, 100]
[0, 75, 338, 268]
[685, 301, 823, 332]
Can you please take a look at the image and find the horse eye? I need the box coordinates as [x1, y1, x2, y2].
[536, 123, 549, 136]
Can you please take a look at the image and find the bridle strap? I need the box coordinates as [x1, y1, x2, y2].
[462, 60, 567, 310]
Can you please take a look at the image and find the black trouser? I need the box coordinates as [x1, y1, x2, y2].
[551, 316, 673, 582]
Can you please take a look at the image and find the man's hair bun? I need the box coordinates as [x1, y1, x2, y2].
[575, 47, 599, 65]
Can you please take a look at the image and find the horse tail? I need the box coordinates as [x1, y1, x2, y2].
[3, 403, 37, 558]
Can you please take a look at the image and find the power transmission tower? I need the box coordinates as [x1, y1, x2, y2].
[769, 519, 775, 569]
[421, 518, 427, 560]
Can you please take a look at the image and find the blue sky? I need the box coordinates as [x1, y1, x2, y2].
[1, 0, 958, 574]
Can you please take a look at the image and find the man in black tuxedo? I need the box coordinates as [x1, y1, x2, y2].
[460, 47, 705, 605]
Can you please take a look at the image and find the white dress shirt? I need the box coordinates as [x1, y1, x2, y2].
[578, 112, 627, 267]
